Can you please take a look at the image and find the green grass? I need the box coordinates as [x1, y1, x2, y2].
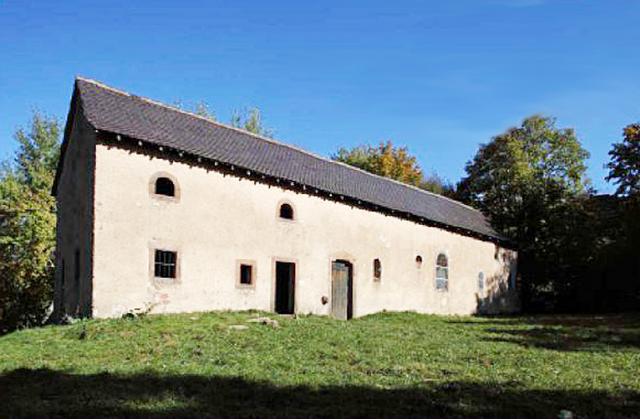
[1, 311, 639, 418]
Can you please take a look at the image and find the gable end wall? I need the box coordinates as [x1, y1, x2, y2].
[54, 105, 95, 318]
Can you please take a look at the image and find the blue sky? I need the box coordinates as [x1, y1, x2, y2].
[1, 1, 639, 192]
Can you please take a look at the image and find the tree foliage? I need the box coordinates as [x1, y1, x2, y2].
[177, 102, 273, 137]
[332, 141, 454, 196]
[606, 123, 640, 196]
[193, 102, 217, 121]
[0, 112, 60, 333]
[457, 115, 591, 310]
[230, 107, 273, 138]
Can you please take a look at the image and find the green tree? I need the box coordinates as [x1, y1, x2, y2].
[231, 107, 273, 138]
[420, 173, 456, 197]
[173, 100, 217, 121]
[606, 123, 640, 196]
[604, 123, 640, 309]
[332, 140, 454, 195]
[457, 115, 591, 310]
[0, 112, 60, 332]
[193, 102, 217, 121]
[176, 101, 274, 136]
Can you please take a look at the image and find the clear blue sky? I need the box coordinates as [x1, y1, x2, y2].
[1, 1, 639, 192]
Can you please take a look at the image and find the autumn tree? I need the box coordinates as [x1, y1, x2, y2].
[0, 112, 60, 332]
[332, 141, 454, 195]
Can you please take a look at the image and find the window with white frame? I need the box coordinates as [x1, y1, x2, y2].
[435, 253, 448, 291]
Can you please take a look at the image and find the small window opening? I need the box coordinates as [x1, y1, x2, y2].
[74, 249, 81, 314]
[74, 249, 80, 287]
[509, 270, 516, 290]
[373, 258, 382, 281]
[478, 272, 485, 291]
[415, 255, 423, 268]
[240, 264, 253, 285]
[435, 253, 448, 291]
[154, 249, 177, 278]
[279, 203, 294, 220]
[60, 259, 66, 300]
[155, 177, 175, 197]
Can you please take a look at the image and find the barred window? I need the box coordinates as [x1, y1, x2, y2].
[154, 250, 177, 278]
[478, 272, 485, 291]
[435, 253, 448, 291]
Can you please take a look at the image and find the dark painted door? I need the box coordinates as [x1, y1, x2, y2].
[275, 262, 295, 314]
[331, 260, 353, 320]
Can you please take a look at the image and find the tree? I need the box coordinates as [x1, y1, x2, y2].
[606, 123, 640, 196]
[0, 112, 60, 333]
[176, 101, 273, 137]
[173, 100, 217, 121]
[602, 123, 640, 310]
[193, 102, 217, 121]
[421, 173, 456, 197]
[457, 115, 591, 310]
[231, 107, 273, 138]
[332, 140, 454, 195]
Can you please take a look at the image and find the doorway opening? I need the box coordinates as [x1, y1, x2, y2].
[331, 259, 353, 320]
[275, 261, 295, 314]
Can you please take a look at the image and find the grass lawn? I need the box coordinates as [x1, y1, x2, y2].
[1, 311, 639, 419]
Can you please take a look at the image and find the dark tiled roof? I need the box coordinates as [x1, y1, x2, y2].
[71, 77, 503, 242]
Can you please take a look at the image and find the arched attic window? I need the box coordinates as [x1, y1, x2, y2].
[435, 253, 448, 291]
[279, 203, 294, 220]
[155, 177, 175, 197]
[150, 173, 179, 201]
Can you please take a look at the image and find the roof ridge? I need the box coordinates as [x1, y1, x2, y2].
[75, 76, 484, 216]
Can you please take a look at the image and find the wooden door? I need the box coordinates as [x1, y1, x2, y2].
[331, 260, 353, 320]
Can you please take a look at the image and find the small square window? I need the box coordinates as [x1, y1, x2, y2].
[236, 261, 256, 288]
[154, 250, 177, 279]
[240, 264, 253, 285]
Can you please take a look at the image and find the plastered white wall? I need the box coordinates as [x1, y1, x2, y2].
[92, 143, 518, 318]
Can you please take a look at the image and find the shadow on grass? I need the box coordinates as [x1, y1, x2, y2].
[2, 368, 639, 419]
[449, 314, 640, 351]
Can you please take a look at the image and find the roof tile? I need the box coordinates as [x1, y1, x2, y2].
[75, 78, 501, 241]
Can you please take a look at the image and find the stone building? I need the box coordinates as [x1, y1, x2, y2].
[53, 77, 518, 320]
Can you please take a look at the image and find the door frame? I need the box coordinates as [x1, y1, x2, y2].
[271, 257, 298, 314]
[330, 258, 355, 320]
